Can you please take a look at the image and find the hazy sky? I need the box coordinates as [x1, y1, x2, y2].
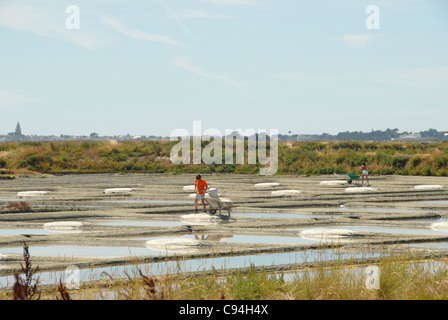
[0, 0, 447, 136]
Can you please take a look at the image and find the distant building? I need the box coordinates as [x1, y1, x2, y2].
[15, 122, 22, 137]
[398, 133, 422, 140]
[7, 122, 24, 141]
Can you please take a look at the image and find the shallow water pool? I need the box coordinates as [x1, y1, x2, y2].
[405, 201, 448, 206]
[97, 220, 187, 227]
[294, 225, 448, 236]
[407, 242, 448, 250]
[0, 245, 152, 258]
[99, 200, 191, 204]
[0, 249, 383, 287]
[140, 233, 319, 248]
[232, 212, 330, 219]
[0, 228, 54, 237]
[339, 207, 433, 213]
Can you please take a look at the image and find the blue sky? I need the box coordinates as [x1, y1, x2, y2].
[0, 0, 447, 136]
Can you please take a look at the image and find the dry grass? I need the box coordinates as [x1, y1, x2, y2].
[1, 201, 32, 213]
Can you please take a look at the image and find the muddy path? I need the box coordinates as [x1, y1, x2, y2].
[1, 173, 448, 279]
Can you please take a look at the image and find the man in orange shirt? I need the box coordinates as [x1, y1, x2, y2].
[195, 174, 208, 213]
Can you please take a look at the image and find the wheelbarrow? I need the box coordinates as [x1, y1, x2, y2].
[347, 173, 361, 184]
[204, 188, 233, 216]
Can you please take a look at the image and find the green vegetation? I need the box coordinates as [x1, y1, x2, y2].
[0, 140, 448, 176]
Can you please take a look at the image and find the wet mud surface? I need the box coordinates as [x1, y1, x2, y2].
[1, 173, 448, 281]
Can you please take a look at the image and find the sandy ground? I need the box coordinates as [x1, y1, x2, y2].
[1, 173, 448, 278]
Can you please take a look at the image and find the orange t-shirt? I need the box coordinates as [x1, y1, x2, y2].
[195, 179, 208, 194]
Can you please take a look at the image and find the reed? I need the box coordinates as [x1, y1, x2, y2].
[12, 241, 41, 300]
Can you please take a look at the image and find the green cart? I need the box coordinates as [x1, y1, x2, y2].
[347, 173, 361, 184]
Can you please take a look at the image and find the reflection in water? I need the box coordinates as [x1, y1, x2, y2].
[232, 212, 329, 219]
[407, 200, 448, 205]
[194, 234, 232, 241]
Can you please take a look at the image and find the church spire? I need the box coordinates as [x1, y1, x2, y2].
[14, 122, 22, 137]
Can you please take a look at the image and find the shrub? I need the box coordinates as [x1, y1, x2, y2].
[332, 142, 363, 151]
[422, 164, 433, 176]
[410, 156, 422, 168]
[392, 156, 409, 169]
[26, 155, 42, 167]
[2, 140, 448, 176]
[434, 155, 448, 170]
[216, 164, 236, 173]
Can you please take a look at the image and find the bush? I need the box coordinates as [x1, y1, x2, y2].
[410, 156, 422, 168]
[392, 156, 409, 169]
[2, 140, 448, 176]
[434, 155, 448, 170]
[331, 142, 363, 151]
[216, 164, 236, 173]
[373, 152, 392, 166]
[422, 164, 433, 176]
[26, 155, 42, 167]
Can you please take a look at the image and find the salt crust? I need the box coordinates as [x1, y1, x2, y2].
[17, 191, 48, 197]
[254, 183, 280, 187]
[103, 188, 133, 194]
[271, 190, 302, 196]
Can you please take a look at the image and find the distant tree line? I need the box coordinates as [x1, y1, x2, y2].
[279, 128, 448, 142]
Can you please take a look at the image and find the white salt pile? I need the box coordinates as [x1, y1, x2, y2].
[43, 221, 84, 233]
[271, 190, 302, 196]
[320, 180, 347, 186]
[181, 213, 227, 225]
[300, 228, 357, 242]
[345, 187, 377, 193]
[183, 185, 196, 191]
[430, 222, 448, 232]
[103, 188, 133, 194]
[17, 191, 49, 197]
[254, 182, 280, 188]
[414, 185, 443, 190]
